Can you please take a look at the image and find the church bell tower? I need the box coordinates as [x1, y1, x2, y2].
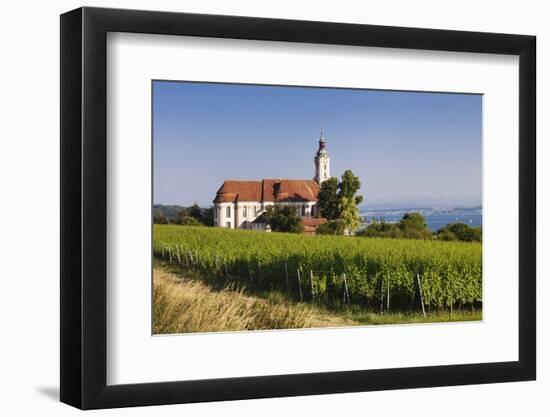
[314, 128, 330, 184]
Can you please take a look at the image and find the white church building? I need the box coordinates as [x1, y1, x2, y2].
[213, 130, 331, 230]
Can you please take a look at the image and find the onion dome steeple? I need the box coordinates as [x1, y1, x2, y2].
[314, 127, 330, 184]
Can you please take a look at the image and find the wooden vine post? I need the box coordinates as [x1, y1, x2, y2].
[309, 270, 315, 302]
[416, 273, 426, 317]
[297, 268, 303, 302]
[342, 273, 350, 305]
[379, 277, 385, 314]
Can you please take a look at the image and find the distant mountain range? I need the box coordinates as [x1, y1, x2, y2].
[452, 205, 482, 211]
[153, 204, 187, 222]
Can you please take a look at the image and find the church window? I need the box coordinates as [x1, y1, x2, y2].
[226, 222, 231, 228]
[226, 206, 231, 218]
[243, 206, 248, 217]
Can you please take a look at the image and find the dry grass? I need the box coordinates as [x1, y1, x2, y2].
[338, 309, 482, 325]
[154, 264, 481, 334]
[153, 266, 356, 334]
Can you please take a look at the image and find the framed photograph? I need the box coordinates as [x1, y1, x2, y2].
[60, 7, 536, 409]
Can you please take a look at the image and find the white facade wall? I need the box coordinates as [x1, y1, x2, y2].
[215, 202, 235, 228]
[235, 201, 261, 228]
[215, 200, 318, 229]
[261, 201, 274, 213]
[265, 201, 316, 217]
[304, 201, 316, 217]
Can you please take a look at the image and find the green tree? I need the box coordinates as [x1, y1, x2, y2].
[358, 213, 433, 240]
[201, 207, 215, 226]
[176, 207, 190, 223]
[398, 212, 432, 239]
[153, 211, 169, 224]
[174, 204, 215, 227]
[399, 212, 427, 230]
[188, 203, 202, 221]
[316, 170, 363, 233]
[338, 196, 362, 231]
[264, 205, 303, 233]
[177, 207, 202, 226]
[338, 169, 363, 206]
[179, 216, 202, 226]
[436, 223, 482, 242]
[436, 228, 457, 241]
[317, 177, 339, 220]
[357, 218, 399, 238]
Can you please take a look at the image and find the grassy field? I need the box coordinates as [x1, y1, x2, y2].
[153, 264, 357, 334]
[154, 262, 481, 334]
[154, 225, 482, 314]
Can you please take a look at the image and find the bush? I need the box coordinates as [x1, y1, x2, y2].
[399, 212, 427, 231]
[264, 205, 304, 233]
[316, 219, 347, 235]
[358, 212, 431, 240]
[357, 219, 397, 238]
[436, 223, 482, 242]
[178, 216, 203, 226]
[153, 212, 169, 224]
[436, 229, 457, 241]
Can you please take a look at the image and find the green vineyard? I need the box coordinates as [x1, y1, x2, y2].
[153, 225, 482, 312]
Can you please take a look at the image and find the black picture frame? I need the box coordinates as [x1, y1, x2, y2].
[60, 6, 536, 410]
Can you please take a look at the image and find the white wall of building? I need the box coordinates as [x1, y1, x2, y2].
[315, 154, 330, 183]
[216, 202, 234, 228]
[215, 201, 318, 229]
[320, 155, 330, 183]
[235, 201, 262, 228]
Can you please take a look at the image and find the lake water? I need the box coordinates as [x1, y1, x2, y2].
[363, 213, 482, 232]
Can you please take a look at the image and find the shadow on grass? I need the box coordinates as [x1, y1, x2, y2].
[154, 259, 482, 326]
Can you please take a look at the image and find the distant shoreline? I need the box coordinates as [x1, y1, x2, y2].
[361, 209, 482, 232]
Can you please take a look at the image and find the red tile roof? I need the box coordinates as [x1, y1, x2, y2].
[301, 218, 327, 227]
[213, 180, 261, 203]
[214, 179, 319, 203]
[301, 217, 327, 234]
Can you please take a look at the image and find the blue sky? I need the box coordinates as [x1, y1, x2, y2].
[153, 81, 482, 208]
